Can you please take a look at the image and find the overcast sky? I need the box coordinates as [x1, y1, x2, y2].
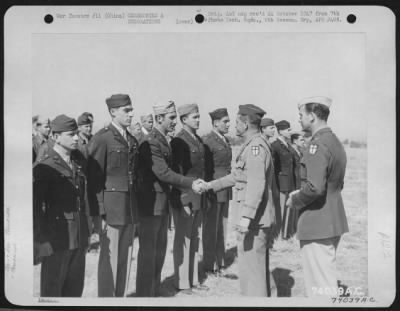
[33, 32, 365, 140]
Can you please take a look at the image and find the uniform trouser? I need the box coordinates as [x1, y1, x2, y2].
[300, 236, 341, 297]
[279, 192, 289, 237]
[136, 215, 168, 297]
[172, 207, 202, 289]
[40, 247, 86, 297]
[98, 224, 134, 297]
[202, 202, 229, 271]
[237, 227, 273, 296]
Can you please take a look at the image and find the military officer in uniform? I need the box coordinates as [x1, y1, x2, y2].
[87, 94, 139, 297]
[287, 96, 349, 297]
[140, 113, 154, 136]
[32, 116, 51, 163]
[202, 108, 232, 274]
[290, 133, 305, 190]
[204, 104, 279, 296]
[136, 100, 204, 297]
[77, 112, 94, 158]
[170, 103, 208, 293]
[33, 114, 90, 297]
[271, 120, 296, 238]
[260, 118, 276, 143]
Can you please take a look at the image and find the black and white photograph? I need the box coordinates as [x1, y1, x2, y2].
[4, 5, 396, 307]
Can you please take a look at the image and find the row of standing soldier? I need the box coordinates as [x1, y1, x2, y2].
[32, 95, 348, 298]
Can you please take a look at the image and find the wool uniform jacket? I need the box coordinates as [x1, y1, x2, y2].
[87, 123, 139, 225]
[136, 128, 194, 216]
[33, 148, 90, 252]
[271, 138, 296, 193]
[170, 129, 206, 211]
[210, 133, 279, 229]
[291, 127, 349, 240]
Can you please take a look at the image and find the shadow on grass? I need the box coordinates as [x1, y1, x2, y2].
[199, 246, 239, 283]
[271, 267, 295, 297]
[158, 275, 179, 297]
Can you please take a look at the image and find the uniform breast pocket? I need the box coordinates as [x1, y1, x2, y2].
[109, 146, 127, 168]
[109, 148, 121, 167]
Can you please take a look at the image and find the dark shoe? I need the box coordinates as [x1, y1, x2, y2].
[205, 270, 219, 277]
[178, 288, 193, 295]
[193, 284, 210, 291]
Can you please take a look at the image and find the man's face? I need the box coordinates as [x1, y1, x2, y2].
[111, 105, 134, 128]
[142, 117, 154, 132]
[280, 127, 292, 139]
[55, 130, 79, 151]
[37, 122, 51, 137]
[262, 125, 276, 138]
[183, 112, 200, 130]
[294, 135, 305, 148]
[160, 112, 178, 133]
[299, 106, 313, 131]
[214, 116, 230, 134]
[130, 122, 142, 136]
[79, 123, 93, 137]
[235, 115, 247, 137]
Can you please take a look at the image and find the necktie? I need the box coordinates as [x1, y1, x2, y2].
[66, 157, 73, 170]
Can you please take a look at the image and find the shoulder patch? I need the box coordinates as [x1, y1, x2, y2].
[251, 145, 260, 156]
[309, 144, 318, 155]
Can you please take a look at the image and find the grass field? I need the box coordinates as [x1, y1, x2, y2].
[34, 147, 368, 298]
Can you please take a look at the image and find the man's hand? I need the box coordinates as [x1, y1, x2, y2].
[236, 217, 251, 234]
[287, 190, 300, 209]
[181, 205, 192, 217]
[192, 179, 210, 194]
[37, 242, 53, 258]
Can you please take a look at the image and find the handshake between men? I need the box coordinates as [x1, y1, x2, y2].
[191, 179, 211, 194]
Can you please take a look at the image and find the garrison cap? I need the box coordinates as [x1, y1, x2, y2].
[260, 118, 275, 127]
[298, 96, 332, 109]
[51, 114, 78, 132]
[36, 115, 50, 125]
[209, 108, 228, 121]
[238, 104, 266, 120]
[77, 113, 93, 126]
[82, 112, 93, 121]
[106, 94, 132, 109]
[177, 103, 199, 117]
[140, 114, 153, 123]
[275, 120, 291, 131]
[153, 100, 177, 115]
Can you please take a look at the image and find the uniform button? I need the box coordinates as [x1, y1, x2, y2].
[112, 188, 115, 191]
[76, 186, 79, 189]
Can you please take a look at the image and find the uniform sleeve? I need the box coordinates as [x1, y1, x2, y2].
[203, 137, 215, 182]
[33, 164, 50, 244]
[291, 143, 329, 210]
[170, 138, 183, 174]
[241, 144, 267, 219]
[209, 172, 236, 192]
[142, 139, 194, 189]
[87, 134, 107, 216]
